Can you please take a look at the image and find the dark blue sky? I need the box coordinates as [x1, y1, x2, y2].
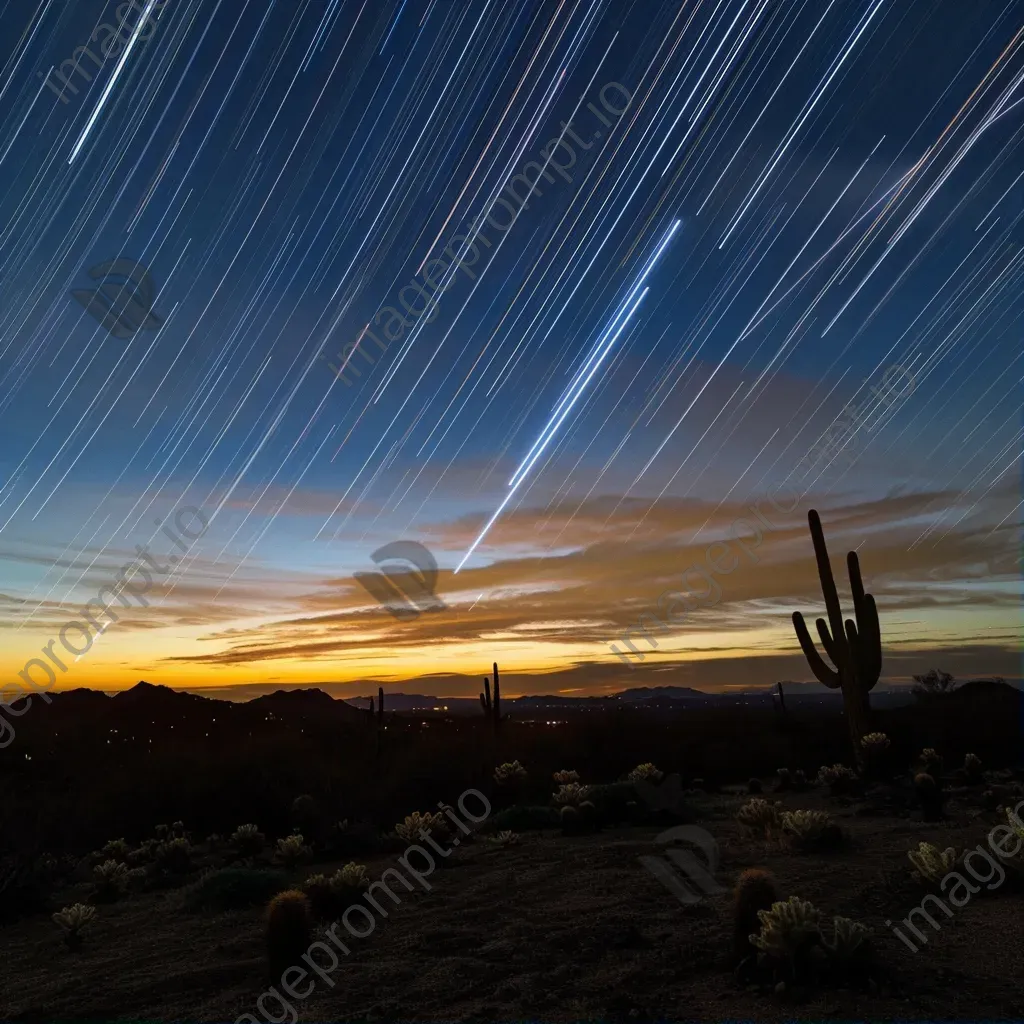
[0, 0, 1020, 696]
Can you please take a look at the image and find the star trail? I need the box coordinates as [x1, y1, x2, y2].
[0, 0, 1020, 697]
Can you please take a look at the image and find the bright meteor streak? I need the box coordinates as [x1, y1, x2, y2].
[454, 219, 682, 575]
[509, 219, 683, 489]
[68, 0, 160, 165]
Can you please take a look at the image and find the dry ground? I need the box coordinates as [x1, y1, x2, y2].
[2, 784, 1022, 1022]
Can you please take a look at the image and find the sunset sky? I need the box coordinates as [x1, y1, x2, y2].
[1, 0, 1020, 702]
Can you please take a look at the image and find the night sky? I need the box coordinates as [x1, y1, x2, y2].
[1, 0, 1021, 701]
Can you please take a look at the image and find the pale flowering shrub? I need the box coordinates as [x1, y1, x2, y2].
[52, 903, 96, 948]
[736, 798, 782, 837]
[627, 763, 663, 783]
[395, 811, 448, 842]
[489, 830, 520, 846]
[275, 834, 310, 868]
[230, 823, 265, 855]
[749, 896, 822, 963]
[330, 862, 370, 893]
[552, 782, 590, 807]
[494, 761, 528, 785]
[907, 841, 958, 883]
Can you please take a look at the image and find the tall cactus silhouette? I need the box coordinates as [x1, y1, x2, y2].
[792, 509, 881, 764]
[480, 662, 502, 732]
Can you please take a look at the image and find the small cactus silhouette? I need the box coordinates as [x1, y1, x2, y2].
[733, 868, 778, 964]
[266, 890, 312, 982]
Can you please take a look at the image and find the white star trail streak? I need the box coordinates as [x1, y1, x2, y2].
[0, 0, 1016, 688]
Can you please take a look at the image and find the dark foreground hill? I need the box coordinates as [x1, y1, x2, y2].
[0, 678, 1019, 857]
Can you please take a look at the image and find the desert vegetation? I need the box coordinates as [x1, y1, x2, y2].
[0, 513, 1020, 1020]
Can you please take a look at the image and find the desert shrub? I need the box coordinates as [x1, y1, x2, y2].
[749, 896, 822, 971]
[907, 841, 958, 884]
[489, 830, 520, 846]
[187, 868, 289, 911]
[552, 782, 590, 807]
[781, 810, 842, 850]
[488, 805, 560, 831]
[627, 763, 663, 783]
[736, 798, 782, 838]
[127, 839, 160, 866]
[817, 764, 858, 795]
[266, 890, 312, 981]
[98, 838, 130, 862]
[231, 824, 266, 856]
[775, 769, 792, 792]
[747, 778, 763, 794]
[493, 761, 527, 785]
[395, 811, 448, 842]
[914, 773, 944, 821]
[274, 834, 311, 868]
[329, 860, 370, 901]
[52, 903, 96, 949]
[553, 769, 580, 785]
[964, 753, 984, 784]
[154, 837, 193, 875]
[792, 769, 808, 791]
[732, 868, 778, 965]
[92, 860, 144, 902]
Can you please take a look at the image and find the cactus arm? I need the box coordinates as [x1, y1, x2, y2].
[793, 611, 841, 688]
[492, 662, 500, 725]
[847, 552, 881, 689]
[808, 510, 849, 665]
[862, 594, 881, 686]
[815, 617, 840, 666]
[481, 677, 491, 714]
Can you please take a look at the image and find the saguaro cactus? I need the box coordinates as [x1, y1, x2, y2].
[480, 662, 502, 731]
[792, 509, 881, 764]
[776, 681, 787, 714]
